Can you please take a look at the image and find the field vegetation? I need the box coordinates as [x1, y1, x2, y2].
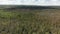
[0, 9, 60, 34]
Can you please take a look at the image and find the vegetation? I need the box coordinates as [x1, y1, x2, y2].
[0, 9, 60, 34]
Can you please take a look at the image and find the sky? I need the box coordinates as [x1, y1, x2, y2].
[0, 0, 60, 6]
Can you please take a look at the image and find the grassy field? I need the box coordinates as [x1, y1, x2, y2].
[0, 9, 60, 34]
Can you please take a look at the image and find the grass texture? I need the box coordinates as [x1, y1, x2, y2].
[0, 9, 60, 34]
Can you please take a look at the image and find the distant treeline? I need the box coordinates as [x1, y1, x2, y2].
[0, 5, 57, 10]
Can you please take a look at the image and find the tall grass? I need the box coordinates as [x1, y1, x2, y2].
[0, 9, 60, 34]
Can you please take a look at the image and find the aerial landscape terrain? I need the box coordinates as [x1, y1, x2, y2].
[0, 5, 60, 34]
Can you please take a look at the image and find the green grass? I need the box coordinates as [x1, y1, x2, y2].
[0, 9, 60, 34]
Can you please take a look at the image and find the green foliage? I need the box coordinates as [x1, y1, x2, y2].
[0, 9, 60, 34]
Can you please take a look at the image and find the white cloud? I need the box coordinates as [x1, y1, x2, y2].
[0, 0, 60, 6]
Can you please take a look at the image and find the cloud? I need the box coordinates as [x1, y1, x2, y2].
[0, 0, 60, 6]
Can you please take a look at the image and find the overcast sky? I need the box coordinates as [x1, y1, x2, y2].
[0, 0, 60, 6]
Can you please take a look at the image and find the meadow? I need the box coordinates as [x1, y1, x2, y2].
[0, 9, 60, 34]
